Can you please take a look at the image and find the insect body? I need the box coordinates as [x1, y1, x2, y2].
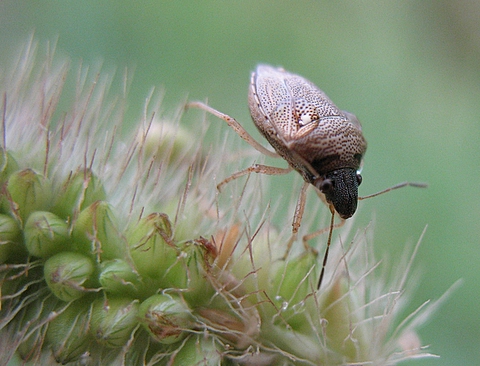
[187, 65, 424, 290]
[248, 65, 367, 219]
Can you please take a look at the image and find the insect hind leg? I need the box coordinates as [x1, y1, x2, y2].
[302, 216, 346, 243]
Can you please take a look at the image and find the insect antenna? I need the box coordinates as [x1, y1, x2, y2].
[359, 181, 427, 201]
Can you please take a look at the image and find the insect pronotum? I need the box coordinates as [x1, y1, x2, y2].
[187, 64, 426, 290]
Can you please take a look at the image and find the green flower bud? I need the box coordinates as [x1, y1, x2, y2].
[320, 275, 368, 361]
[138, 293, 194, 344]
[24, 211, 70, 258]
[44, 251, 96, 302]
[99, 259, 145, 297]
[0, 149, 19, 187]
[169, 335, 222, 365]
[51, 169, 106, 220]
[272, 252, 317, 301]
[0, 267, 24, 299]
[180, 238, 216, 306]
[46, 299, 94, 364]
[72, 201, 126, 261]
[17, 294, 61, 361]
[228, 226, 283, 289]
[139, 120, 194, 166]
[127, 213, 184, 287]
[0, 213, 24, 263]
[159, 198, 210, 246]
[196, 301, 261, 348]
[269, 251, 318, 331]
[1, 169, 51, 223]
[90, 297, 139, 348]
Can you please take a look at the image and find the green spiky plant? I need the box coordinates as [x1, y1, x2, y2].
[0, 38, 449, 366]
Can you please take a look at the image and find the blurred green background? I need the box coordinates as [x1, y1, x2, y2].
[1, 1, 479, 365]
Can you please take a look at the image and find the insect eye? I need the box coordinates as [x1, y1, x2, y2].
[356, 173, 362, 186]
[319, 179, 334, 193]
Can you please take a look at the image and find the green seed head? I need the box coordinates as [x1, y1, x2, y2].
[0, 40, 440, 365]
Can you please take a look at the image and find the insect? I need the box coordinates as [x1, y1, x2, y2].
[188, 64, 425, 290]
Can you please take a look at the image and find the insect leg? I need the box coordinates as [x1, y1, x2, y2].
[186, 101, 279, 158]
[217, 164, 292, 191]
[302, 217, 345, 243]
[284, 182, 314, 258]
[292, 182, 309, 242]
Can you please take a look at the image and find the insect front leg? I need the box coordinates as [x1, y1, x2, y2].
[284, 182, 318, 258]
[186, 101, 279, 158]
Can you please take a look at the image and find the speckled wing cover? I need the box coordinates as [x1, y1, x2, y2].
[248, 65, 367, 179]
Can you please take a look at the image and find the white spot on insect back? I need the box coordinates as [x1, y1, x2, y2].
[299, 114, 311, 126]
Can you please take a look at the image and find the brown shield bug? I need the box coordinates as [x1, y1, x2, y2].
[188, 65, 425, 289]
